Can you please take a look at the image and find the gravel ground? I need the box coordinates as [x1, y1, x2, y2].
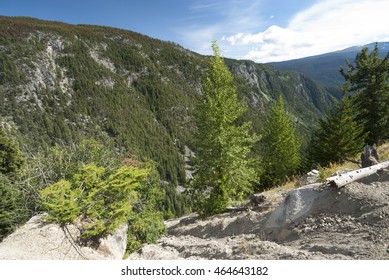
[129, 170, 389, 260]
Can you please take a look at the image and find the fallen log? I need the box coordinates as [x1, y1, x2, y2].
[326, 160, 389, 188]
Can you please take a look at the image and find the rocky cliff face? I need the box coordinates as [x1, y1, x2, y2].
[0, 16, 336, 183]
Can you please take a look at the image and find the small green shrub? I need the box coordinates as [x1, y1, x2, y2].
[126, 210, 166, 254]
[40, 163, 150, 239]
[40, 179, 81, 224]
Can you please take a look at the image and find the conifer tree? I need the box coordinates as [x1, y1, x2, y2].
[340, 44, 389, 144]
[308, 92, 366, 166]
[0, 125, 24, 178]
[192, 42, 259, 215]
[0, 174, 28, 241]
[260, 96, 300, 187]
[0, 125, 27, 240]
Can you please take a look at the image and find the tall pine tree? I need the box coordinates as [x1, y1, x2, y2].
[260, 96, 300, 187]
[192, 42, 259, 215]
[340, 44, 389, 144]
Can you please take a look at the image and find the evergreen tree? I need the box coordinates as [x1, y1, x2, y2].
[0, 125, 24, 178]
[340, 44, 389, 144]
[192, 42, 259, 215]
[260, 96, 300, 187]
[0, 174, 29, 241]
[308, 93, 366, 166]
[0, 125, 27, 240]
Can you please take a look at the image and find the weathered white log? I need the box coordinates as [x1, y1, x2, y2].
[326, 160, 389, 188]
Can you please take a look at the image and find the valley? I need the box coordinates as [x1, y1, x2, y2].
[1, 16, 389, 260]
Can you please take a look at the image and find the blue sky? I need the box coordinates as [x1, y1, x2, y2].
[2, 0, 389, 62]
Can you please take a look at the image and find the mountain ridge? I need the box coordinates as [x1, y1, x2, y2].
[269, 41, 389, 96]
[0, 16, 335, 183]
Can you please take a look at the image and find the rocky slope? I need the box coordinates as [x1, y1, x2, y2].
[0, 16, 335, 183]
[129, 168, 389, 260]
[1, 165, 388, 260]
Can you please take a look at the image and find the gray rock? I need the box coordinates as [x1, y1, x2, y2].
[295, 169, 320, 187]
[361, 144, 379, 168]
[0, 214, 128, 260]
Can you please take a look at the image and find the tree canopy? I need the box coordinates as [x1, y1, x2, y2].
[0, 125, 27, 240]
[260, 96, 300, 187]
[308, 94, 366, 166]
[0, 125, 24, 178]
[192, 42, 259, 215]
[340, 44, 389, 145]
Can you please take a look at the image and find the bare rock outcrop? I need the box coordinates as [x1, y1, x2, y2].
[0, 214, 127, 260]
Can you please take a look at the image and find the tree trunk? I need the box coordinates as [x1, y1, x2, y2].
[326, 160, 389, 188]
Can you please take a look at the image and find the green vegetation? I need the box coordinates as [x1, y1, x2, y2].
[0, 16, 333, 188]
[0, 173, 29, 241]
[2, 16, 389, 251]
[0, 125, 28, 240]
[308, 45, 389, 168]
[191, 43, 259, 215]
[0, 135, 169, 251]
[40, 163, 150, 238]
[32, 138, 172, 251]
[340, 44, 389, 145]
[308, 94, 366, 166]
[260, 96, 301, 188]
[0, 126, 24, 177]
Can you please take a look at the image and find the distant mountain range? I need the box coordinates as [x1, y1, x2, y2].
[269, 42, 389, 97]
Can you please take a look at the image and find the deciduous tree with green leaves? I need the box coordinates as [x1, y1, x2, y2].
[260, 96, 300, 187]
[192, 42, 259, 215]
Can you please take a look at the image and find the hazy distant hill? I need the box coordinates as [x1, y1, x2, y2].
[270, 42, 389, 97]
[0, 16, 336, 184]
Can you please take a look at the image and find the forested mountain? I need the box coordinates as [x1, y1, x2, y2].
[270, 42, 389, 97]
[0, 16, 335, 184]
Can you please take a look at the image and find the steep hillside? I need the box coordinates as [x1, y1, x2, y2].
[129, 166, 389, 260]
[270, 42, 389, 97]
[0, 16, 334, 183]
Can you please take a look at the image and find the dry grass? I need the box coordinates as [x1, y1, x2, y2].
[318, 161, 359, 181]
[377, 142, 389, 161]
[283, 176, 300, 189]
[254, 143, 389, 203]
[317, 142, 389, 181]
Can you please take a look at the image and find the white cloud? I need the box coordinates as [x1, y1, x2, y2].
[221, 0, 389, 62]
[175, 0, 266, 56]
[177, 24, 221, 55]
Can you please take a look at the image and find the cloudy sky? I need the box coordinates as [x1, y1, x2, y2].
[2, 0, 389, 62]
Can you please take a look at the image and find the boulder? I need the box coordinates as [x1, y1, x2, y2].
[295, 169, 320, 187]
[0, 214, 128, 260]
[361, 144, 379, 168]
[263, 182, 371, 241]
[250, 194, 266, 206]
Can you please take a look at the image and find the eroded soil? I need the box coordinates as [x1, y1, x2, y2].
[129, 171, 389, 260]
